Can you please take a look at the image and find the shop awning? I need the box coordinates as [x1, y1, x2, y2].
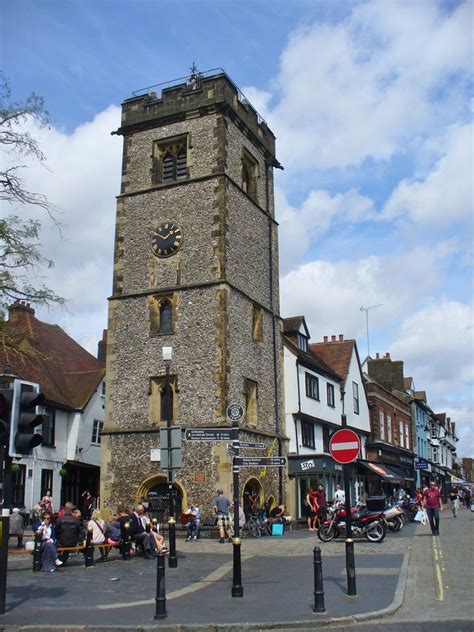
[450, 474, 469, 484]
[357, 460, 403, 482]
[385, 464, 415, 482]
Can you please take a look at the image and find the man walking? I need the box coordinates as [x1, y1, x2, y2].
[423, 480, 443, 536]
[213, 489, 232, 543]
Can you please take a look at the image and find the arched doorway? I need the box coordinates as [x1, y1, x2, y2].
[243, 477, 263, 516]
[136, 475, 184, 523]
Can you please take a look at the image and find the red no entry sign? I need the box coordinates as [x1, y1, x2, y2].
[329, 428, 360, 464]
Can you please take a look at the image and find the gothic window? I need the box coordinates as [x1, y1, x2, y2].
[152, 136, 189, 185]
[149, 377, 177, 424]
[149, 295, 174, 336]
[252, 305, 263, 342]
[241, 149, 258, 201]
[245, 379, 258, 426]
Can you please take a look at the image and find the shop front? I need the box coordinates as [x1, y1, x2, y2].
[356, 460, 403, 499]
[288, 455, 354, 519]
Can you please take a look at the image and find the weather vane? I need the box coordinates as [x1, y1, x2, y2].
[187, 62, 201, 91]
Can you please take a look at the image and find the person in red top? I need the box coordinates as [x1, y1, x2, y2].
[423, 480, 443, 536]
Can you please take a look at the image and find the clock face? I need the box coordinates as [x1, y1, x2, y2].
[151, 222, 183, 258]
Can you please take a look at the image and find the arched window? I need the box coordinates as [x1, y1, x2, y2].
[160, 300, 173, 333]
[152, 137, 189, 185]
[160, 383, 174, 422]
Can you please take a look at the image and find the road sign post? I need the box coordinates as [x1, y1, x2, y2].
[332, 415, 359, 597]
[226, 403, 244, 599]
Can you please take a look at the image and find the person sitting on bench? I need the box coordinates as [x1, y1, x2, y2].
[184, 504, 201, 541]
[56, 502, 81, 565]
[130, 504, 155, 559]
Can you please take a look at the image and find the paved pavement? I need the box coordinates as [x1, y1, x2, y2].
[1, 506, 473, 630]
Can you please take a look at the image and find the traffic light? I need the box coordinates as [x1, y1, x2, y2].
[9, 380, 46, 458]
[0, 388, 13, 447]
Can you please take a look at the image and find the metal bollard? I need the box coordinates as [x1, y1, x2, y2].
[85, 526, 95, 567]
[168, 518, 177, 568]
[154, 550, 167, 619]
[146, 519, 151, 533]
[122, 521, 131, 561]
[33, 529, 43, 572]
[231, 537, 243, 598]
[313, 546, 326, 613]
[345, 538, 357, 596]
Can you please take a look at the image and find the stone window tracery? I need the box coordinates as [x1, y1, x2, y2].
[152, 135, 189, 185]
[149, 376, 177, 425]
[149, 295, 175, 336]
[244, 378, 258, 427]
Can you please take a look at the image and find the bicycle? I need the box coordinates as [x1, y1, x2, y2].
[245, 513, 272, 537]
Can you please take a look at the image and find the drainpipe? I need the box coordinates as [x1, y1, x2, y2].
[266, 158, 283, 503]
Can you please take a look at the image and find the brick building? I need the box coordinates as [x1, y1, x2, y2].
[362, 353, 415, 496]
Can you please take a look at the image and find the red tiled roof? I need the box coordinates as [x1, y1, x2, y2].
[309, 339, 356, 382]
[0, 302, 105, 410]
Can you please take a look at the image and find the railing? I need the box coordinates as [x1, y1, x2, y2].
[130, 68, 269, 128]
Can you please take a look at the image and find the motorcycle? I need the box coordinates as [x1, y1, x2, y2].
[317, 502, 387, 543]
[383, 503, 406, 532]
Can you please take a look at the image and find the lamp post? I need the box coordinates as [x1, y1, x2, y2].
[162, 346, 177, 568]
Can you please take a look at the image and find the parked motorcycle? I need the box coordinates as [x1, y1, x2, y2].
[383, 503, 406, 532]
[317, 502, 387, 543]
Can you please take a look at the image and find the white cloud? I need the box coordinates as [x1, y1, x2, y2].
[280, 244, 451, 340]
[382, 123, 473, 227]
[262, 1, 472, 171]
[277, 186, 375, 274]
[390, 299, 474, 455]
[2, 106, 122, 351]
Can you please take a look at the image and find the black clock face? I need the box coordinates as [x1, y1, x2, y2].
[151, 222, 183, 258]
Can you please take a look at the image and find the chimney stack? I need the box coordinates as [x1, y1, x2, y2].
[339, 334, 344, 342]
[97, 329, 108, 363]
[323, 336, 328, 343]
[331, 335, 336, 342]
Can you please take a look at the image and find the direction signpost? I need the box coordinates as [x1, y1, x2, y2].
[184, 428, 236, 442]
[240, 441, 265, 450]
[233, 456, 287, 468]
[226, 403, 244, 599]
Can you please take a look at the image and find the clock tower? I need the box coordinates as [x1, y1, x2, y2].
[101, 70, 286, 518]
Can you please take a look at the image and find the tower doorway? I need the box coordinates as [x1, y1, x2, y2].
[145, 479, 183, 523]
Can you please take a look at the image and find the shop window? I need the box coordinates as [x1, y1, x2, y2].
[41, 469, 53, 498]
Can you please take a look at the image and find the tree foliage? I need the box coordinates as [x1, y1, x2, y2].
[0, 73, 64, 318]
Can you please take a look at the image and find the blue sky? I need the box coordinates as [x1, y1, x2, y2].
[1, 0, 472, 455]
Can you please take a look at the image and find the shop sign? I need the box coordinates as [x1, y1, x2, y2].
[300, 459, 315, 471]
[415, 460, 429, 470]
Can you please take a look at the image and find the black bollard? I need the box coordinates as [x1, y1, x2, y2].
[168, 518, 177, 568]
[122, 521, 131, 561]
[313, 546, 326, 613]
[33, 529, 43, 572]
[231, 537, 243, 598]
[345, 538, 357, 596]
[85, 526, 95, 567]
[154, 550, 167, 619]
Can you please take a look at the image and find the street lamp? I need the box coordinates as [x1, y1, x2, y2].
[162, 346, 177, 568]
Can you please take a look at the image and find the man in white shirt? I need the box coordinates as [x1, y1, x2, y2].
[333, 484, 345, 504]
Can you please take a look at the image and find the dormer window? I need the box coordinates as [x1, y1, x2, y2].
[297, 333, 308, 353]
